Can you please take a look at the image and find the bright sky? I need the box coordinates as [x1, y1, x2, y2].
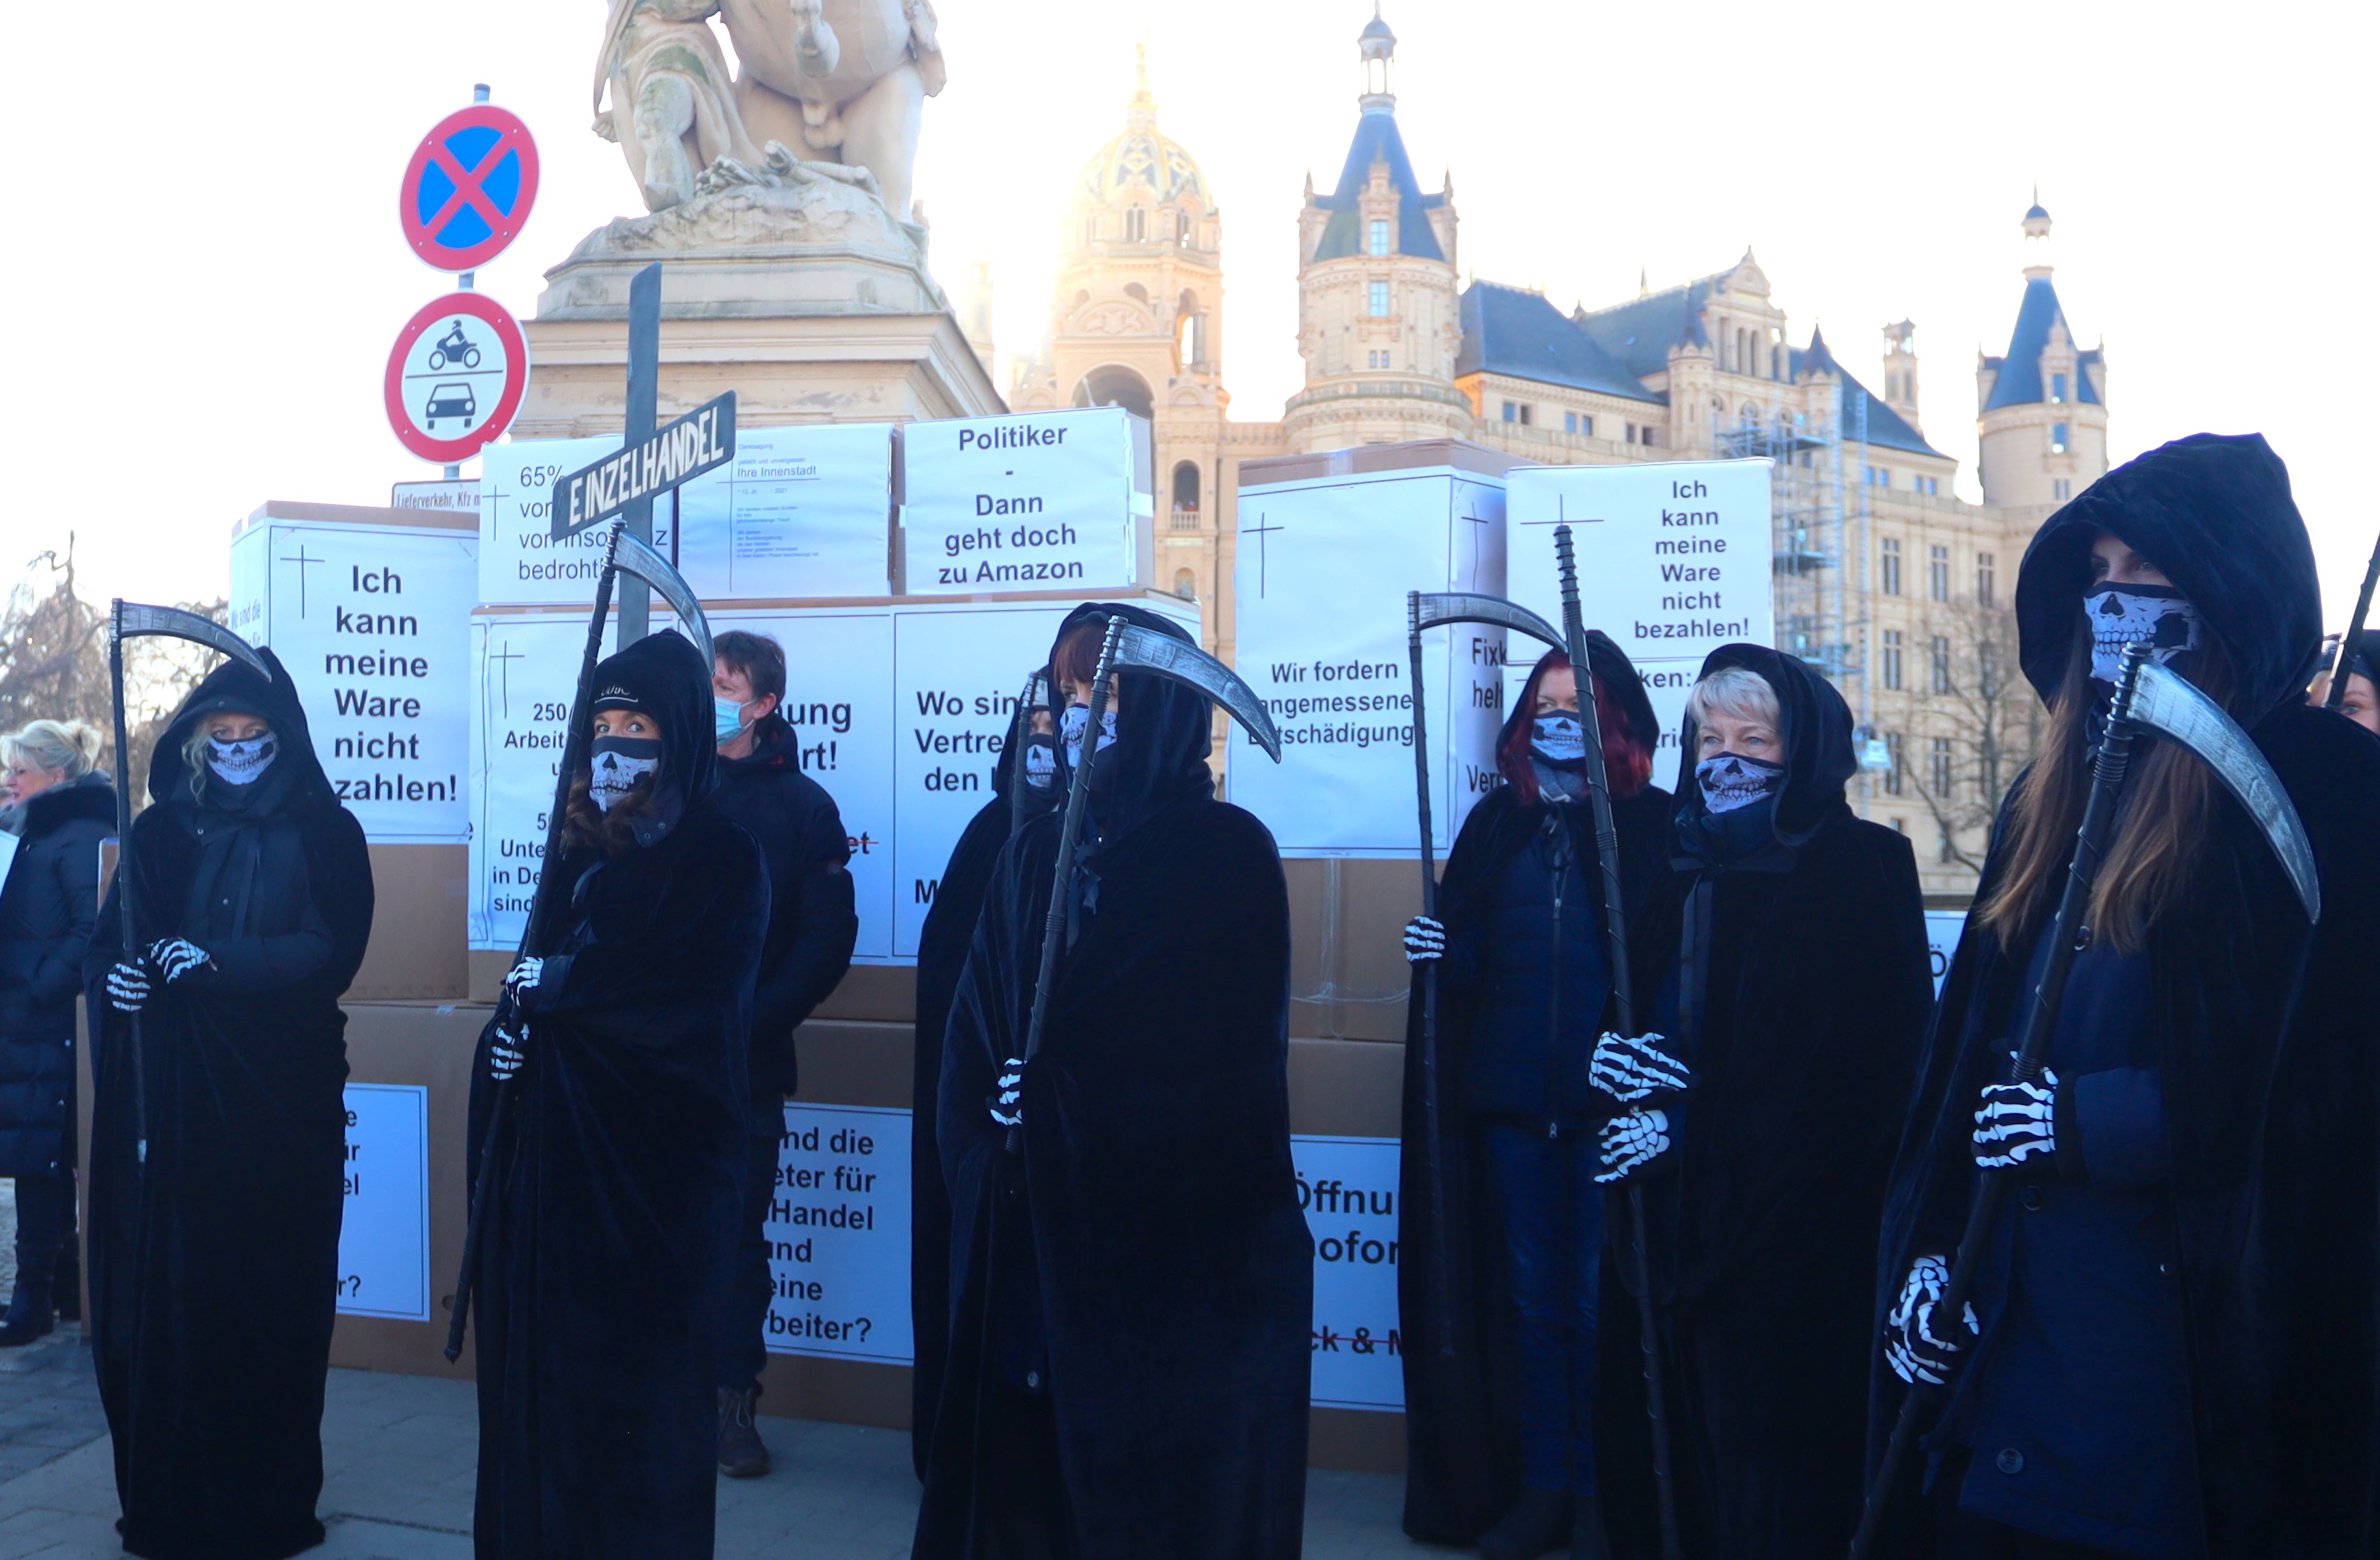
[12, 1, 2374, 623]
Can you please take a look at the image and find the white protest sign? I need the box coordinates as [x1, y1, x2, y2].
[1297, 1135, 1404, 1410]
[1506, 460, 1773, 772]
[228, 514, 475, 842]
[337, 1084, 431, 1321]
[466, 611, 617, 949]
[1924, 910, 1968, 996]
[482, 430, 895, 607]
[1228, 467, 1509, 859]
[0, 835, 16, 900]
[765, 1102, 911, 1363]
[901, 408, 1151, 595]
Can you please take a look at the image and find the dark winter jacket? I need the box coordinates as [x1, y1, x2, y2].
[1872, 433, 2380, 1557]
[0, 772, 113, 1178]
[1596, 643, 1932, 1560]
[1398, 635, 1674, 1545]
[709, 715, 856, 1109]
[86, 648, 373, 1560]
[916, 602, 1311, 1560]
[1446, 816, 1612, 1118]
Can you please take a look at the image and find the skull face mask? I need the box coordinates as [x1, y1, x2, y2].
[2086, 585, 2202, 685]
[206, 732, 277, 786]
[588, 735, 660, 812]
[1695, 753, 1785, 814]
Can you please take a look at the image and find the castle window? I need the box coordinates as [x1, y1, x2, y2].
[1885, 733, 1905, 796]
[1565, 412, 1591, 436]
[1503, 402, 1517, 423]
[1929, 545, 1950, 602]
[1369, 219, 1391, 256]
[1578, 414, 1593, 436]
[1882, 630, 1903, 691]
[1172, 460, 1200, 516]
[1520, 404, 1532, 426]
[2054, 479, 2073, 501]
[1931, 736, 1955, 800]
[2051, 372, 2067, 404]
[1976, 552, 1996, 607]
[1369, 281, 1390, 318]
[1641, 426, 1657, 448]
[1125, 207, 1147, 242]
[2051, 422, 2070, 454]
[1881, 538, 1902, 596]
[1626, 423, 1637, 444]
[1173, 568, 1197, 600]
[1931, 635, 1953, 693]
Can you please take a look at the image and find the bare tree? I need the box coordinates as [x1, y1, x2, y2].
[0, 540, 230, 811]
[1904, 602, 2039, 874]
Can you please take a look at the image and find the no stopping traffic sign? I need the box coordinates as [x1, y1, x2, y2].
[399, 105, 540, 272]
[384, 292, 529, 463]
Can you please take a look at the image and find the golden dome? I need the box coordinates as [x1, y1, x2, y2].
[1073, 51, 1212, 220]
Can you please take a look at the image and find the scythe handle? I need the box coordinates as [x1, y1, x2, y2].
[1850, 646, 2148, 1559]
[1407, 595, 1456, 1356]
[2324, 530, 2380, 711]
[107, 607, 149, 1167]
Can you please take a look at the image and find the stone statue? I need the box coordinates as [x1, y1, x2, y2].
[593, 0, 944, 223]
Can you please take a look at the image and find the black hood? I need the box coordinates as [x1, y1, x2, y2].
[580, 629, 719, 809]
[2016, 432, 2321, 721]
[1492, 631, 1660, 775]
[150, 646, 333, 811]
[1670, 642, 1856, 844]
[2333, 628, 2380, 688]
[16, 770, 115, 836]
[1050, 602, 1212, 837]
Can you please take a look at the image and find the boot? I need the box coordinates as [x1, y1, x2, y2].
[1479, 1488, 1570, 1560]
[716, 1387, 771, 1478]
[0, 1285, 55, 1348]
[1570, 1492, 1613, 1560]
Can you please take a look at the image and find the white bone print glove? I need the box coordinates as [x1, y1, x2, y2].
[1595, 1108, 1673, 1184]
[1402, 917, 1446, 964]
[1590, 1032, 1695, 1102]
[107, 962, 152, 1012]
[501, 957, 545, 1001]
[1974, 1063, 2060, 1170]
[989, 1058, 1025, 1128]
[1886, 1254, 1978, 1386]
[148, 938, 215, 985]
[487, 1023, 528, 1084]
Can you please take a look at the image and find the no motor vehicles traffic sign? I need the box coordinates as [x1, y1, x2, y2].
[384, 292, 529, 464]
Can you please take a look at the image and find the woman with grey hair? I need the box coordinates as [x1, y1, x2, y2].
[0, 720, 112, 1343]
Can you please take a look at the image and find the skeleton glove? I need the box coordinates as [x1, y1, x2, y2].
[1886, 1254, 1978, 1386]
[1595, 1107, 1673, 1184]
[1590, 1032, 1695, 1102]
[1974, 1062, 2060, 1170]
[1402, 916, 1447, 965]
[487, 1023, 528, 1084]
[501, 957, 546, 1002]
[147, 938, 216, 986]
[988, 1058, 1026, 1128]
[106, 962, 152, 1013]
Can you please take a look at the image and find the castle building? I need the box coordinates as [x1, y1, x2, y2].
[1012, 17, 2110, 892]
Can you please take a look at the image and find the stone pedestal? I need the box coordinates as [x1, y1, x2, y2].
[515, 173, 1003, 438]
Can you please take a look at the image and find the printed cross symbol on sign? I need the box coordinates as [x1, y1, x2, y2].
[399, 105, 541, 272]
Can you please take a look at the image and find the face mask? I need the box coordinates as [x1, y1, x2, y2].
[1060, 705, 1117, 771]
[206, 734, 277, 786]
[1696, 753, 1785, 813]
[2086, 585, 2201, 685]
[1530, 713, 1585, 766]
[714, 696, 752, 747]
[1022, 734, 1059, 792]
[589, 734, 661, 812]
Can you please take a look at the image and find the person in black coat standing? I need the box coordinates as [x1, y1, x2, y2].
[1873, 434, 2380, 1558]
[910, 675, 1056, 1479]
[85, 652, 374, 1560]
[705, 630, 858, 1477]
[1397, 636, 1671, 1560]
[0, 721, 111, 1343]
[915, 602, 1310, 1560]
[1591, 645, 1931, 1560]
[468, 630, 768, 1559]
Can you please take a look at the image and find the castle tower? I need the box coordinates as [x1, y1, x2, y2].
[1976, 197, 2108, 510]
[1281, 9, 1468, 452]
[1882, 318, 1921, 432]
[1007, 50, 1233, 643]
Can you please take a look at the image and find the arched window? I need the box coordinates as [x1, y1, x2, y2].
[1172, 460, 1201, 516]
[1123, 282, 1149, 303]
[1173, 568, 1198, 601]
[1125, 206, 1147, 242]
[1071, 365, 1154, 419]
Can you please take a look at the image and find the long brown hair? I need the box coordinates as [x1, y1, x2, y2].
[1498, 652, 1653, 806]
[1976, 619, 2235, 954]
[560, 773, 659, 856]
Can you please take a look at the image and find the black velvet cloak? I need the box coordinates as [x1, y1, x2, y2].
[911, 699, 1056, 1478]
[1397, 635, 1674, 1546]
[468, 630, 768, 1559]
[85, 649, 374, 1560]
[1595, 645, 1931, 1560]
[1871, 433, 2380, 1555]
[915, 602, 1311, 1560]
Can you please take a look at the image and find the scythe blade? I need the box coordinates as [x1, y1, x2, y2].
[611, 527, 714, 667]
[1108, 623, 1283, 762]
[114, 602, 270, 680]
[2128, 659, 2321, 923]
[1414, 591, 1566, 652]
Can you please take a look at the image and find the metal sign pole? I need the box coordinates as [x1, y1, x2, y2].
[619, 263, 661, 641]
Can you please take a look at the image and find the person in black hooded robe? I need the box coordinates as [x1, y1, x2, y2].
[85, 650, 374, 1560]
[467, 629, 768, 1559]
[1395, 636, 1671, 1560]
[910, 680, 1057, 1479]
[1590, 644, 1931, 1560]
[915, 602, 1310, 1560]
[1871, 433, 2380, 1559]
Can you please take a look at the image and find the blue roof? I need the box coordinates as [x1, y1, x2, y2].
[1982, 276, 2101, 410]
[1310, 109, 1445, 262]
[1455, 283, 1662, 404]
[1794, 330, 1944, 457]
[1574, 277, 1716, 382]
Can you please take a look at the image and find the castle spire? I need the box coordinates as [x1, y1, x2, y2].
[1358, 5, 1397, 112]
